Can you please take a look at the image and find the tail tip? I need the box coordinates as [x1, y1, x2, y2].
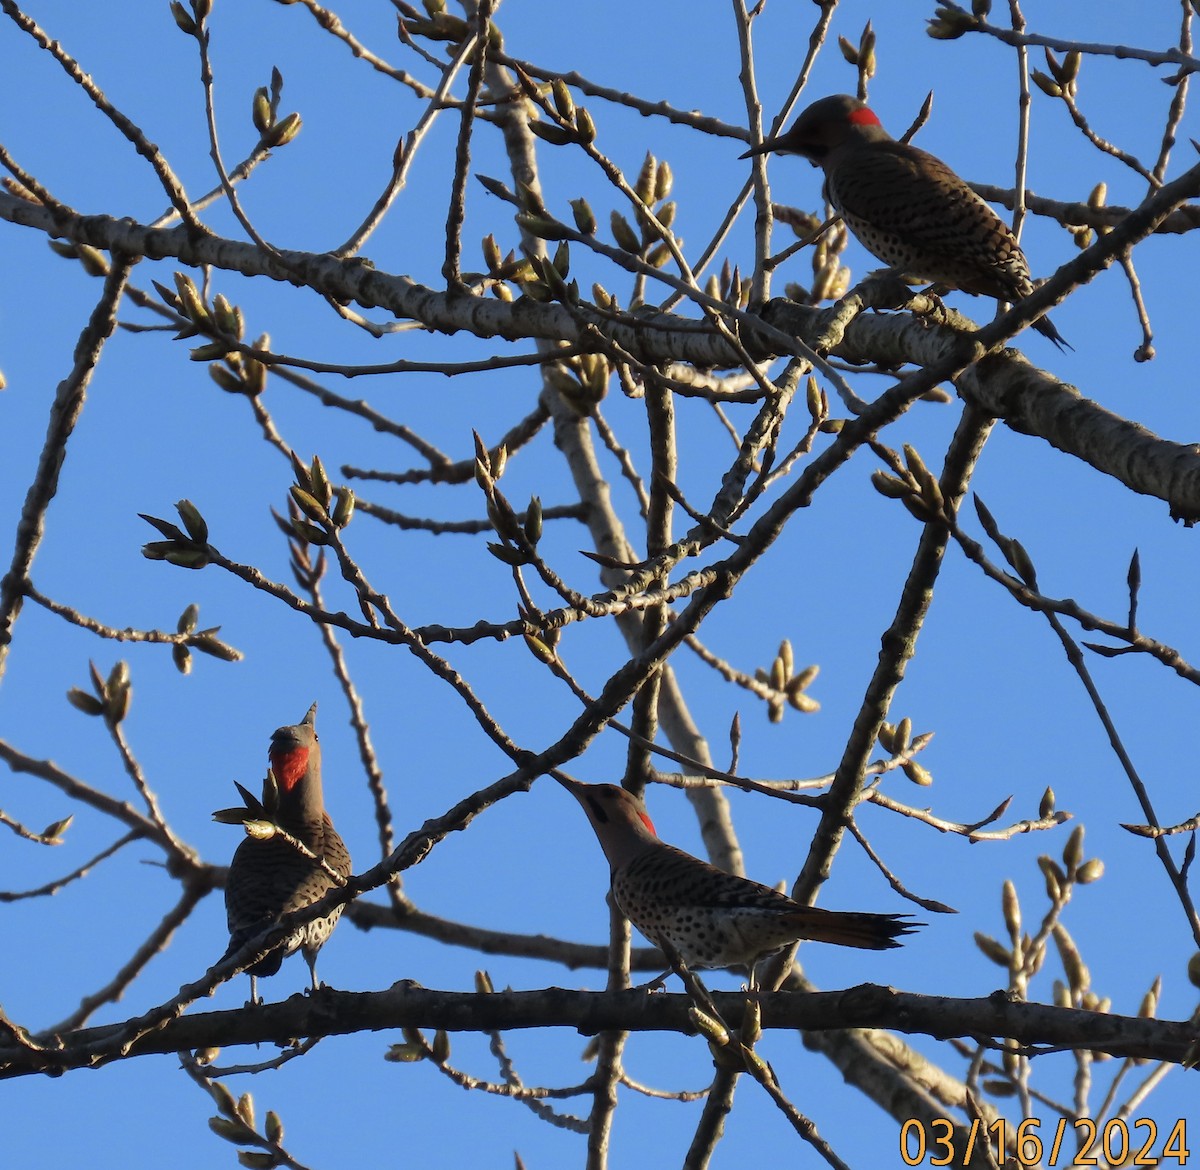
[1035, 315, 1072, 351]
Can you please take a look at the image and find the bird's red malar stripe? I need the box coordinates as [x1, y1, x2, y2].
[270, 746, 310, 791]
[848, 107, 881, 127]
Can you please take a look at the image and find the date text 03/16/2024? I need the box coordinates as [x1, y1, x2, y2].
[902, 1116, 1190, 1166]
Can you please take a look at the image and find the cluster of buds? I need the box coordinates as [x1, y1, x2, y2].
[250, 66, 302, 151]
[837, 20, 877, 85]
[272, 501, 328, 595]
[755, 638, 820, 723]
[1048, 823, 1105, 896]
[168, 0, 204, 35]
[475, 173, 579, 307]
[925, 2, 985, 40]
[141, 498, 212, 570]
[703, 258, 753, 311]
[608, 152, 676, 273]
[208, 332, 270, 398]
[509, 232, 578, 306]
[870, 445, 949, 525]
[478, 230, 531, 303]
[1071, 182, 1109, 252]
[693, 998, 770, 1075]
[154, 272, 242, 355]
[1050, 916, 1114, 1028]
[213, 774, 281, 838]
[472, 433, 542, 569]
[480, 149, 676, 311]
[973, 824, 1109, 1073]
[525, 75, 597, 149]
[1032, 46, 1082, 101]
[202, 1078, 289, 1170]
[157, 273, 269, 394]
[277, 454, 355, 547]
[172, 602, 242, 675]
[400, 0, 502, 50]
[877, 718, 934, 786]
[385, 1023, 452, 1066]
[806, 217, 852, 304]
[543, 352, 610, 415]
[765, 206, 850, 307]
[67, 660, 133, 725]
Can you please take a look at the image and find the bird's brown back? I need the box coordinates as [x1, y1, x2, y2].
[826, 139, 1034, 301]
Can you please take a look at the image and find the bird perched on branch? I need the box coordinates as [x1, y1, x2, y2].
[221, 703, 352, 1003]
[556, 776, 916, 990]
[742, 93, 1070, 350]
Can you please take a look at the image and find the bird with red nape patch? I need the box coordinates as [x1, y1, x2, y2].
[743, 93, 1070, 349]
[223, 703, 351, 1003]
[556, 776, 917, 991]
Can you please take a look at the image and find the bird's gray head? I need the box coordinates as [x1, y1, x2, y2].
[268, 703, 320, 794]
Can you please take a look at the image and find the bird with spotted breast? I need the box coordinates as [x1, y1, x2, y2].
[222, 703, 352, 1003]
[742, 93, 1070, 350]
[555, 776, 915, 990]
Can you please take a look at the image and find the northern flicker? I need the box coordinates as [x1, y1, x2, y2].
[556, 777, 915, 989]
[223, 703, 352, 1003]
[743, 93, 1070, 349]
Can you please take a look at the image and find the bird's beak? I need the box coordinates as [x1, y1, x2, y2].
[552, 773, 583, 796]
[734, 129, 801, 160]
[739, 138, 777, 160]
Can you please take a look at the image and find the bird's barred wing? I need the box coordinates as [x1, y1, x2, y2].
[829, 141, 1032, 294]
[831, 144, 997, 242]
[620, 845, 797, 911]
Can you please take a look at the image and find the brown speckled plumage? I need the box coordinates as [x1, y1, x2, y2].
[744, 94, 1068, 349]
[224, 703, 351, 1002]
[556, 777, 915, 987]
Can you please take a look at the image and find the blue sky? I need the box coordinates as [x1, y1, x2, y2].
[3, 1, 1199, 1166]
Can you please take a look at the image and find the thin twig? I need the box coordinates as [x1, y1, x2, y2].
[300, 542, 403, 905]
[336, 13, 481, 257]
[442, 2, 491, 285]
[967, 9, 1200, 72]
[23, 584, 243, 659]
[0, 831, 138, 902]
[0, 2, 200, 228]
[344, 401, 549, 484]
[51, 878, 211, 1033]
[0, 257, 135, 679]
[108, 721, 197, 867]
[783, 407, 995, 988]
[1152, 3, 1193, 185]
